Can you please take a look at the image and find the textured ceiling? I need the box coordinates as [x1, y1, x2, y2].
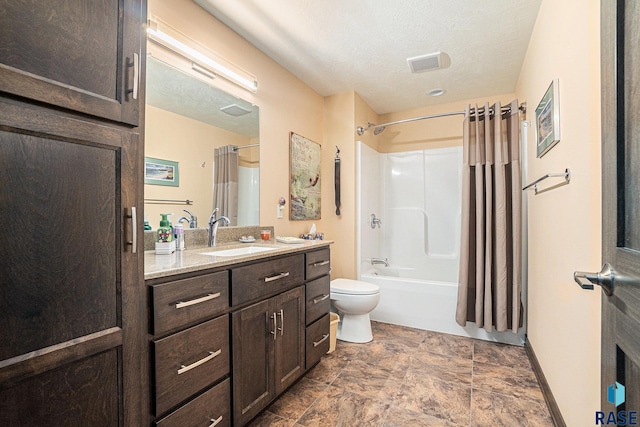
[193, 0, 542, 114]
[146, 56, 259, 138]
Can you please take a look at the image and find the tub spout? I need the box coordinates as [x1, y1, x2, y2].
[371, 258, 389, 267]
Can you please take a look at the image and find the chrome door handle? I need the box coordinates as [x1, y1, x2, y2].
[276, 309, 284, 336]
[270, 312, 277, 340]
[128, 53, 139, 100]
[125, 207, 137, 253]
[574, 263, 614, 296]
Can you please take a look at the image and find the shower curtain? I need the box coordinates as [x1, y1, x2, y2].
[213, 145, 239, 226]
[456, 100, 522, 333]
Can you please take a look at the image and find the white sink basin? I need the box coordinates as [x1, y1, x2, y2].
[201, 245, 278, 257]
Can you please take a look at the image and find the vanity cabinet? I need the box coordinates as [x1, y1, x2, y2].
[0, 0, 143, 126]
[146, 245, 331, 427]
[0, 2, 146, 425]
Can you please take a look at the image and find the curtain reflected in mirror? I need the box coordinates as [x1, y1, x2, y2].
[144, 55, 259, 229]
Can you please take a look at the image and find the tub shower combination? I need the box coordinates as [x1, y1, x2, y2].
[356, 142, 523, 345]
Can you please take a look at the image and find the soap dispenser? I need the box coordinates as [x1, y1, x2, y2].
[156, 213, 173, 243]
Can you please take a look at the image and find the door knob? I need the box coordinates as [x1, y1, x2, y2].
[573, 263, 614, 296]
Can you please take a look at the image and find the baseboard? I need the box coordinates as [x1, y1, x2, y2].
[525, 336, 567, 427]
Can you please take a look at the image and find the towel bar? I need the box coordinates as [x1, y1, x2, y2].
[144, 198, 193, 205]
[522, 169, 570, 194]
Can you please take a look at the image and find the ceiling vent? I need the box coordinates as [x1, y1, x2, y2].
[220, 104, 252, 116]
[407, 52, 442, 73]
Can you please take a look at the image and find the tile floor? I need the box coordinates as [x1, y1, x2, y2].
[247, 321, 553, 427]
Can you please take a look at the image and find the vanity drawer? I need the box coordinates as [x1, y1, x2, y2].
[153, 315, 230, 416]
[231, 254, 304, 306]
[306, 313, 330, 368]
[306, 248, 330, 280]
[155, 378, 231, 427]
[150, 271, 229, 335]
[305, 275, 330, 325]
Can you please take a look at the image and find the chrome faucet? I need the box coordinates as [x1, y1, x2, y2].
[208, 208, 230, 247]
[178, 209, 198, 228]
[371, 258, 389, 267]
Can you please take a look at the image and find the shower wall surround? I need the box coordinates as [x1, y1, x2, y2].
[357, 142, 462, 281]
[357, 141, 524, 345]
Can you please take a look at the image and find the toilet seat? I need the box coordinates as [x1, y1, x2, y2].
[330, 278, 379, 295]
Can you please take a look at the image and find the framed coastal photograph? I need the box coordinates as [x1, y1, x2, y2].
[144, 157, 179, 187]
[290, 132, 321, 220]
[535, 79, 561, 158]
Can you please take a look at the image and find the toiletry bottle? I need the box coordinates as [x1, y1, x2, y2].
[156, 213, 173, 243]
[174, 223, 185, 250]
[143, 213, 152, 231]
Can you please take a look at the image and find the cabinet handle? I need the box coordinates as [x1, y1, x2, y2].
[209, 416, 223, 427]
[131, 53, 139, 100]
[125, 207, 137, 254]
[175, 292, 221, 309]
[312, 294, 330, 304]
[313, 334, 330, 347]
[264, 272, 290, 283]
[276, 309, 284, 336]
[270, 313, 277, 340]
[177, 349, 221, 375]
[311, 260, 330, 267]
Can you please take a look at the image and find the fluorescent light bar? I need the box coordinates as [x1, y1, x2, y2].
[191, 63, 215, 80]
[147, 20, 257, 92]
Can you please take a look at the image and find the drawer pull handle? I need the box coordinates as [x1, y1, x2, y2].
[311, 260, 330, 267]
[264, 272, 290, 283]
[209, 416, 223, 427]
[312, 294, 330, 304]
[175, 292, 221, 309]
[177, 349, 222, 375]
[313, 334, 330, 347]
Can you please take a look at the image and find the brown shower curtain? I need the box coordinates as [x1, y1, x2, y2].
[455, 100, 522, 333]
[213, 145, 239, 226]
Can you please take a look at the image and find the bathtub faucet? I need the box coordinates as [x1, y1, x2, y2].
[371, 258, 389, 267]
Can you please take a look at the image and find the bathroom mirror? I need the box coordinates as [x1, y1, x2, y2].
[144, 55, 260, 229]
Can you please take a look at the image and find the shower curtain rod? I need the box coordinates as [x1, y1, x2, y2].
[356, 102, 527, 136]
[232, 143, 260, 151]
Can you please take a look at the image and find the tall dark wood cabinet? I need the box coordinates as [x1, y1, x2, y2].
[0, 1, 146, 425]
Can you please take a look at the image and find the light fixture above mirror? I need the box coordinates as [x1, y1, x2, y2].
[147, 18, 258, 93]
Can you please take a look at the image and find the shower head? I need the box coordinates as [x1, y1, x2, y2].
[355, 122, 387, 136]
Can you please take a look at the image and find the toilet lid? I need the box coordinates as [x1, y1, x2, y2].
[330, 278, 380, 295]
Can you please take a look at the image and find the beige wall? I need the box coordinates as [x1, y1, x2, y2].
[321, 92, 358, 278]
[148, 0, 324, 239]
[144, 105, 251, 229]
[516, 0, 602, 425]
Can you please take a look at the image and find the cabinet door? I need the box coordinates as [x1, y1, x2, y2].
[231, 298, 275, 426]
[0, 98, 144, 426]
[274, 286, 305, 395]
[0, 0, 144, 126]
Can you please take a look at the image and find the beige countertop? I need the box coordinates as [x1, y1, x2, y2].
[144, 239, 333, 280]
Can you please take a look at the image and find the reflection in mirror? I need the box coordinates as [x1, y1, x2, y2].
[144, 55, 259, 229]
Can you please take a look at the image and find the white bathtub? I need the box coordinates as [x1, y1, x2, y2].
[362, 270, 524, 345]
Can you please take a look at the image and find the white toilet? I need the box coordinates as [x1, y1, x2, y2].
[330, 278, 380, 343]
